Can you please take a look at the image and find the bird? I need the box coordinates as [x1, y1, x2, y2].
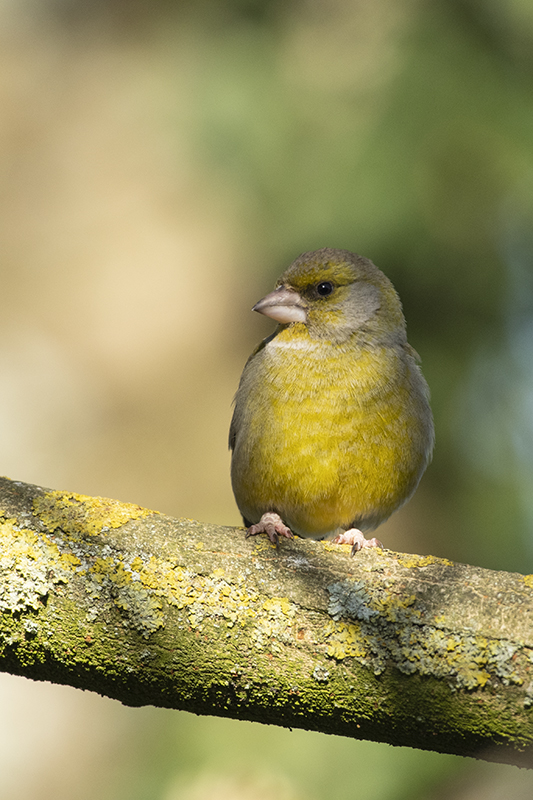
[229, 248, 434, 555]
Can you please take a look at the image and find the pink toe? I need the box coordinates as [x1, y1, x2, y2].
[332, 529, 383, 555]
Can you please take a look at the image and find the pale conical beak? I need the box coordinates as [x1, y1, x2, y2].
[252, 286, 307, 324]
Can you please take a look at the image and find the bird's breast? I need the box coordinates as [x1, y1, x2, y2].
[231, 329, 433, 537]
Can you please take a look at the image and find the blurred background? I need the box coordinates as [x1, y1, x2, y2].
[1, 0, 533, 797]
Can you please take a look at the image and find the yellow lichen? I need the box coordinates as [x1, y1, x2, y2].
[396, 553, 453, 568]
[263, 597, 293, 617]
[60, 553, 81, 568]
[523, 575, 533, 590]
[182, 573, 260, 631]
[32, 490, 157, 538]
[252, 539, 276, 554]
[0, 516, 68, 612]
[375, 593, 419, 622]
[325, 578, 523, 688]
[326, 621, 368, 660]
[322, 541, 348, 553]
[84, 553, 164, 635]
[135, 557, 190, 602]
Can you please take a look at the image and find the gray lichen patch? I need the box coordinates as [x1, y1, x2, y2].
[177, 570, 260, 631]
[326, 579, 525, 690]
[145, 562, 297, 653]
[69, 545, 297, 644]
[0, 512, 167, 639]
[84, 555, 165, 637]
[0, 501, 299, 644]
[250, 597, 296, 652]
[0, 516, 68, 613]
[113, 584, 163, 637]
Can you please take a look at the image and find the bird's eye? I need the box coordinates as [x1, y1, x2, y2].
[316, 281, 334, 297]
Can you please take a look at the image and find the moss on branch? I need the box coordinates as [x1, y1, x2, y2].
[1, 476, 533, 767]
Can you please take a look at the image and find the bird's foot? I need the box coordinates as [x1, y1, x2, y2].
[333, 528, 383, 557]
[245, 512, 294, 546]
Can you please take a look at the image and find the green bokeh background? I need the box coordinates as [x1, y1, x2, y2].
[1, 0, 533, 797]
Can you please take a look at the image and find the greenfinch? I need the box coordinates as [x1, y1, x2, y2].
[229, 248, 434, 554]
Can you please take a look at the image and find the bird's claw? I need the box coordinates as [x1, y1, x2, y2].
[332, 528, 383, 556]
[245, 512, 294, 546]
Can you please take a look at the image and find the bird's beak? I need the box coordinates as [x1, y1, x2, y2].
[252, 286, 307, 324]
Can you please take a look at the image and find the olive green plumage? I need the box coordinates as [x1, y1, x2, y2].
[229, 248, 434, 544]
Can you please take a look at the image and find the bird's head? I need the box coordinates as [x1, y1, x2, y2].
[253, 248, 407, 344]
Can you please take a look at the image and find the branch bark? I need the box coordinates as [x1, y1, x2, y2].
[1, 476, 533, 767]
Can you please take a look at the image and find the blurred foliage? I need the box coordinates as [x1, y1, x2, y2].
[140, 0, 533, 573]
[1, 0, 533, 798]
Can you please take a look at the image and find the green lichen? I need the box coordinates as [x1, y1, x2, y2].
[326, 579, 522, 689]
[32, 490, 157, 538]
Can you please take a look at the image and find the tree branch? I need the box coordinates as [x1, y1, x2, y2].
[1, 476, 533, 767]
